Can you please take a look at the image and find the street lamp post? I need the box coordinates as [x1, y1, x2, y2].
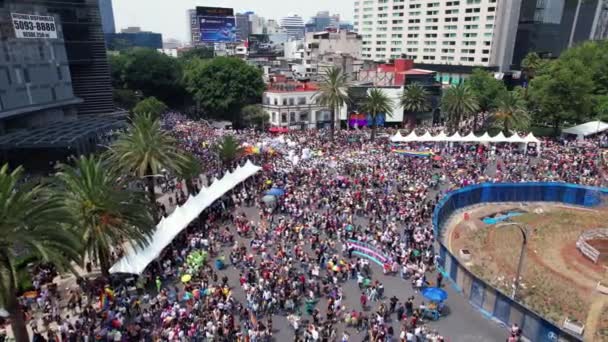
[496, 222, 528, 300]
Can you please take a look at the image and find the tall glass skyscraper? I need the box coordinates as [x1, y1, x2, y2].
[512, 0, 608, 67]
[98, 0, 115, 34]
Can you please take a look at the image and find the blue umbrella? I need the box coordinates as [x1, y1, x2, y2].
[421, 287, 448, 302]
[266, 188, 285, 196]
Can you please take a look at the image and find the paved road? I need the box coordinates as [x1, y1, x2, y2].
[212, 205, 507, 342]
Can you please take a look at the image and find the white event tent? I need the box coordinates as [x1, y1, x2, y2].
[391, 130, 540, 144]
[109, 160, 262, 275]
[562, 121, 608, 139]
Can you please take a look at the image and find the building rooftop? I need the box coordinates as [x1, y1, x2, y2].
[266, 82, 319, 93]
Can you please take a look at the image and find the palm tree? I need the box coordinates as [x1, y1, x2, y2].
[400, 83, 431, 128]
[215, 135, 243, 170]
[362, 88, 394, 141]
[177, 153, 202, 196]
[440, 83, 479, 132]
[107, 112, 187, 212]
[521, 52, 542, 82]
[492, 91, 531, 134]
[55, 155, 154, 277]
[521, 52, 542, 98]
[0, 164, 81, 342]
[314, 67, 350, 140]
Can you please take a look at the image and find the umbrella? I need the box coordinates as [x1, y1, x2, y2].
[182, 292, 193, 301]
[266, 188, 285, 196]
[432, 155, 442, 161]
[262, 195, 277, 204]
[421, 287, 448, 302]
[181, 274, 192, 283]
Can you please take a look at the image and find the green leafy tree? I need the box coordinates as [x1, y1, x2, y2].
[121, 48, 185, 108]
[491, 91, 531, 134]
[0, 165, 81, 342]
[179, 47, 214, 60]
[528, 59, 594, 135]
[241, 104, 270, 129]
[55, 155, 154, 277]
[441, 83, 480, 132]
[107, 113, 187, 212]
[464, 68, 506, 129]
[314, 67, 351, 140]
[183, 57, 265, 124]
[113, 89, 139, 111]
[108, 53, 129, 88]
[177, 153, 202, 196]
[133, 96, 169, 118]
[362, 88, 393, 141]
[215, 135, 243, 169]
[400, 83, 431, 128]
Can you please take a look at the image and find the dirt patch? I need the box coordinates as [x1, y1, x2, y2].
[448, 203, 608, 326]
[588, 239, 608, 265]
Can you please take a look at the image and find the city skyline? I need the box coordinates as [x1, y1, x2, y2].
[112, 0, 354, 42]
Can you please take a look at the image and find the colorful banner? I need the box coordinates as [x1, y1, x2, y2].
[346, 240, 390, 266]
[391, 149, 434, 157]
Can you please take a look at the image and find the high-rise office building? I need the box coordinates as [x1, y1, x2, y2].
[0, 0, 121, 165]
[235, 13, 251, 41]
[353, 0, 608, 72]
[188, 9, 201, 46]
[98, 0, 115, 34]
[280, 14, 305, 39]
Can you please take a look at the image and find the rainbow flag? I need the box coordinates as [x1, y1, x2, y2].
[391, 149, 434, 157]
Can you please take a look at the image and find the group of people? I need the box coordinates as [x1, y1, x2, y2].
[10, 116, 608, 341]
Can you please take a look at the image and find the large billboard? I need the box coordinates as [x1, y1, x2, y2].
[11, 13, 57, 39]
[199, 15, 236, 42]
[196, 6, 236, 43]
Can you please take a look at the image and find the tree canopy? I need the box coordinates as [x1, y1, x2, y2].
[133, 97, 168, 118]
[241, 104, 270, 128]
[441, 83, 479, 131]
[109, 48, 185, 108]
[362, 88, 393, 141]
[183, 57, 265, 124]
[400, 83, 431, 127]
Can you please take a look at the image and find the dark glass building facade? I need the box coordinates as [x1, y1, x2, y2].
[105, 32, 163, 50]
[512, 0, 605, 67]
[1, 0, 114, 117]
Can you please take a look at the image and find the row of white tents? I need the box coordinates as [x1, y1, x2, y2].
[109, 160, 262, 275]
[390, 130, 541, 144]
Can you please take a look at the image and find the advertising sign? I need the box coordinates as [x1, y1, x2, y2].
[196, 6, 234, 17]
[11, 13, 57, 39]
[200, 16, 236, 42]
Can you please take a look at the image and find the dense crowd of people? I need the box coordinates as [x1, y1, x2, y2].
[7, 114, 608, 341]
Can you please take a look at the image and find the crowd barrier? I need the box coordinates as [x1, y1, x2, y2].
[433, 182, 608, 342]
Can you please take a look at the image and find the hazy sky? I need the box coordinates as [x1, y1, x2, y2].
[112, 0, 354, 42]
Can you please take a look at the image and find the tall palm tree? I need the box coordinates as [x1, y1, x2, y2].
[314, 67, 350, 140]
[55, 155, 154, 277]
[177, 153, 202, 196]
[492, 91, 531, 134]
[521, 52, 542, 82]
[0, 164, 81, 342]
[400, 83, 431, 128]
[521, 52, 542, 98]
[107, 112, 187, 212]
[362, 88, 394, 141]
[215, 135, 243, 170]
[440, 83, 479, 132]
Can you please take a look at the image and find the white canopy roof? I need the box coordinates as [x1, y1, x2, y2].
[390, 130, 540, 144]
[109, 160, 262, 275]
[562, 121, 608, 137]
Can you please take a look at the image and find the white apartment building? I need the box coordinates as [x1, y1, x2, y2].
[353, 0, 505, 68]
[262, 83, 332, 128]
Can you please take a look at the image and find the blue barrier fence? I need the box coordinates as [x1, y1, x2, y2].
[433, 182, 608, 342]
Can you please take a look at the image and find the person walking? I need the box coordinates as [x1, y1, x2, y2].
[437, 272, 443, 288]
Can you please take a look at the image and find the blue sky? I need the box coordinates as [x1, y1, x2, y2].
[113, 0, 354, 42]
